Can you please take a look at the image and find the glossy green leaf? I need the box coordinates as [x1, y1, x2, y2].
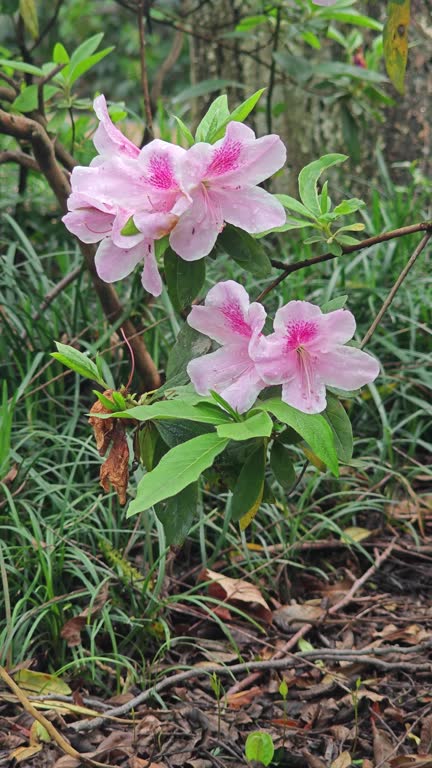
[217, 411, 273, 441]
[127, 433, 229, 516]
[270, 441, 296, 489]
[120, 216, 140, 236]
[173, 115, 194, 147]
[333, 198, 365, 216]
[166, 323, 211, 381]
[0, 58, 43, 76]
[53, 43, 69, 64]
[245, 731, 275, 766]
[275, 194, 317, 220]
[210, 88, 265, 142]
[117, 399, 228, 425]
[155, 483, 198, 545]
[164, 248, 206, 311]
[68, 47, 114, 85]
[51, 342, 107, 387]
[195, 94, 229, 142]
[256, 398, 338, 476]
[231, 443, 265, 526]
[298, 154, 347, 217]
[13, 83, 58, 112]
[324, 396, 353, 462]
[217, 225, 271, 278]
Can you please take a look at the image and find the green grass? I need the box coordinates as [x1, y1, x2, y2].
[0, 155, 430, 690]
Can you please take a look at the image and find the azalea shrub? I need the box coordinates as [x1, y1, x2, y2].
[54, 91, 382, 543]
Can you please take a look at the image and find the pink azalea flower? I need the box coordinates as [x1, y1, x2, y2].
[62, 95, 186, 295]
[252, 301, 380, 414]
[170, 122, 287, 261]
[187, 281, 267, 413]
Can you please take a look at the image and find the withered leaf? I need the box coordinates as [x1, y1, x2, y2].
[99, 422, 130, 505]
[88, 390, 115, 456]
[61, 581, 110, 647]
[201, 569, 272, 624]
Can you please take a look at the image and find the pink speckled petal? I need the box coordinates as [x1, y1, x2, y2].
[169, 189, 222, 261]
[187, 280, 266, 345]
[316, 346, 380, 391]
[141, 240, 163, 296]
[62, 208, 114, 244]
[204, 121, 286, 186]
[187, 345, 265, 414]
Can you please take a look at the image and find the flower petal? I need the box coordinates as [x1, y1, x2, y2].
[205, 121, 286, 186]
[315, 346, 380, 391]
[137, 140, 186, 212]
[312, 308, 356, 351]
[187, 346, 265, 413]
[273, 301, 322, 335]
[62, 208, 114, 244]
[93, 95, 140, 158]
[111, 209, 145, 249]
[281, 371, 327, 415]
[251, 333, 298, 384]
[187, 280, 266, 345]
[212, 185, 286, 233]
[169, 189, 222, 261]
[94, 238, 145, 283]
[141, 241, 163, 296]
[133, 210, 179, 241]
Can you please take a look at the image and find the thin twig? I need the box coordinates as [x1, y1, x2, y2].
[37, 62, 65, 116]
[266, 5, 281, 134]
[22, 265, 83, 337]
[361, 232, 431, 348]
[257, 221, 432, 302]
[0, 150, 39, 171]
[137, 0, 154, 141]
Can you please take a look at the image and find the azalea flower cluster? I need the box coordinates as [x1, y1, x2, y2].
[187, 281, 379, 415]
[63, 95, 287, 296]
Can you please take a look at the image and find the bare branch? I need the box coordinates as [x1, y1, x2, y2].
[0, 150, 39, 171]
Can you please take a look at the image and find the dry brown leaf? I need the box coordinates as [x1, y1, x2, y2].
[52, 756, 80, 768]
[89, 392, 115, 455]
[99, 422, 130, 505]
[331, 751, 352, 768]
[419, 714, 432, 754]
[373, 724, 395, 768]
[226, 685, 262, 708]
[390, 758, 432, 768]
[1, 463, 18, 486]
[201, 569, 272, 624]
[61, 581, 110, 647]
[273, 602, 323, 630]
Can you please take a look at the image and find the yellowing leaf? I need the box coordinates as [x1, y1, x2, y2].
[30, 720, 50, 745]
[331, 752, 352, 768]
[9, 745, 43, 763]
[14, 669, 71, 696]
[383, 0, 410, 94]
[19, 0, 39, 39]
[341, 526, 371, 542]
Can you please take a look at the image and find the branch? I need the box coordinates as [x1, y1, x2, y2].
[0, 107, 160, 390]
[37, 62, 65, 116]
[258, 220, 432, 302]
[361, 232, 431, 347]
[0, 150, 39, 171]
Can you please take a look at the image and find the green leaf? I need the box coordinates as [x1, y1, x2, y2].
[155, 418, 214, 449]
[0, 0, 20, 13]
[324, 396, 353, 462]
[256, 398, 338, 476]
[270, 442, 296, 489]
[93, 390, 117, 412]
[217, 411, 273, 441]
[333, 198, 365, 216]
[217, 225, 271, 278]
[117, 399, 229, 425]
[67, 47, 114, 86]
[0, 58, 43, 76]
[13, 83, 58, 112]
[298, 154, 347, 217]
[51, 342, 107, 387]
[315, 61, 387, 83]
[137, 423, 158, 471]
[166, 323, 211, 381]
[164, 248, 206, 311]
[19, 0, 38, 39]
[231, 443, 265, 527]
[120, 216, 140, 236]
[317, 9, 383, 31]
[275, 194, 317, 220]
[321, 295, 348, 313]
[173, 115, 194, 147]
[127, 433, 229, 516]
[53, 42, 69, 64]
[155, 483, 198, 545]
[245, 731, 275, 766]
[195, 94, 230, 142]
[210, 88, 265, 142]
[383, 0, 410, 94]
